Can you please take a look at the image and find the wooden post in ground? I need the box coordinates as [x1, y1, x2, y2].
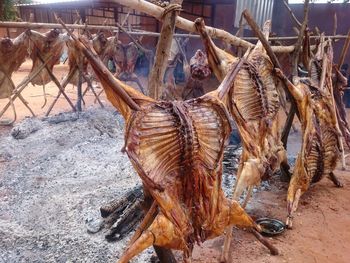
[146, 1, 183, 261]
[0, 55, 53, 120]
[282, 0, 310, 148]
[76, 61, 83, 112]
[148, 1, 183, 99]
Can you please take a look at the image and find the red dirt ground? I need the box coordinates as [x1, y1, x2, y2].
[192, 167, 350, 263]
[1, 60, 350, 263]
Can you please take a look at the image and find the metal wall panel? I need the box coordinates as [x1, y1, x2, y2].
[234, 0, 274, 28]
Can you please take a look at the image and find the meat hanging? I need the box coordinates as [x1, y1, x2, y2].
[196, 18, 289, 262]
[275, 39, 343, 228]
[181, 49, 212, 100]
[332, 66, 350, 150]
[28, 29, 68, 107]
[196, 18, 288, 208]
[0, 31, 32, 124]
[92, 33, 122, 71]
[66, 38, 89, 86]
[29, 29, 68, 86]
[59, 19, 279, 262]
[0, 31, 29, 99]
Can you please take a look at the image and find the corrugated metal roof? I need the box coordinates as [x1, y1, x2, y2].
[235, 0, 274, 29]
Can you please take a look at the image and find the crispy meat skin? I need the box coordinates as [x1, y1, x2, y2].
[181, 50, 211, 100]
[283, 42, 341, 226]
[66, 38, 89, 85]
[333, 66, 350, 149]
[285, 76, 340, 223]
[0, 32, 29, 98]
[29, 29, 67, 86]
[197, 19, 287, 201]
[123, 95, 255, 255]
[70, 35, 259, 262]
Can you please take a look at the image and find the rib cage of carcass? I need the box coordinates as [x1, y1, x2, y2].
[0, 32, 29, 100]
[64, 28, 278, 262]
[332, 63, 350, 150]
[276, 38, 343, 228]
[28, 29, 68, 86]
[64, 32, 118, 86]
[196, 18, 289, 204]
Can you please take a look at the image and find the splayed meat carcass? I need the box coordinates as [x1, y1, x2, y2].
[92, 33, 122, 71]
[66, 38, 89, 85]
[181, 49, 212, 100]
[28, 29, 68, 107]
[0, 32, 29, 99]
[196, 18, 288, 262]
[163, 49, 211, 101]
[196, 18, 288, 205]
[29, 29, 67, 85]
[162, 52, 183, 100]
[275, 39, 343, 228]
[114, 41, 145, 94]
[62, 23, 278, 262]
[109, 41, 139, 77]
[0, 31, 32, 124]
[332, 66, 350, 150]
[66, 33, 120, 85]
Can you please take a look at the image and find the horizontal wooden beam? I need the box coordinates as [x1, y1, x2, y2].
[1, 21, 348, 52]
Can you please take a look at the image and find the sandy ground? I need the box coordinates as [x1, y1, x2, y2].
[1, 61, 350, 263]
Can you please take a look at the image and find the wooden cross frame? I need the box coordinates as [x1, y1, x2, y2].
[0, 52, 56, 121]
[0, 65, 35, 125]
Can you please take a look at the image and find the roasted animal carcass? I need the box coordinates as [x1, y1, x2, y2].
[196, 18, 288, 262]
[181, 49, 212, 100]
[196, 18, 288, 205]
[116, 41, 145, 94]
[64, 29, 278, 262]
[275, 40, 343, 228]
[112, 41, 138, 77]
[0, 32, 29, 99]
[92, 33, 122, 71]
[332, 66, 350, 149]
[28, 29, 68, 85]
[66, 38, 89, 85]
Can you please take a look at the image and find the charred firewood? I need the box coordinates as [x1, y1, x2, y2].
[58, 17, 278, 262]
[104, 197, 144, 241]
[100, 185, 143, 218]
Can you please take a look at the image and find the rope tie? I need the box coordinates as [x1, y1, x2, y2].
[161, 4, 183, 19]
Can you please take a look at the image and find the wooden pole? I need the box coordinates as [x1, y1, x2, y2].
[0, 22, 348, 42]
[45, 66, 78, 116]
[283, 0, 302, 28]
[109, 0, 305, 53]
[76, 62, 83, 112]
[143, 1, 182, 261]
[281, 0, 310, 149]
[338, 29, 350, 67]
[33, 49, 77, 112]
[148, 1, 183, 99]
[0, 55, 53, 119]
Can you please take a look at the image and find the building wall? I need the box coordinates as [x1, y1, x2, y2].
[272, 2, 350, 66]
